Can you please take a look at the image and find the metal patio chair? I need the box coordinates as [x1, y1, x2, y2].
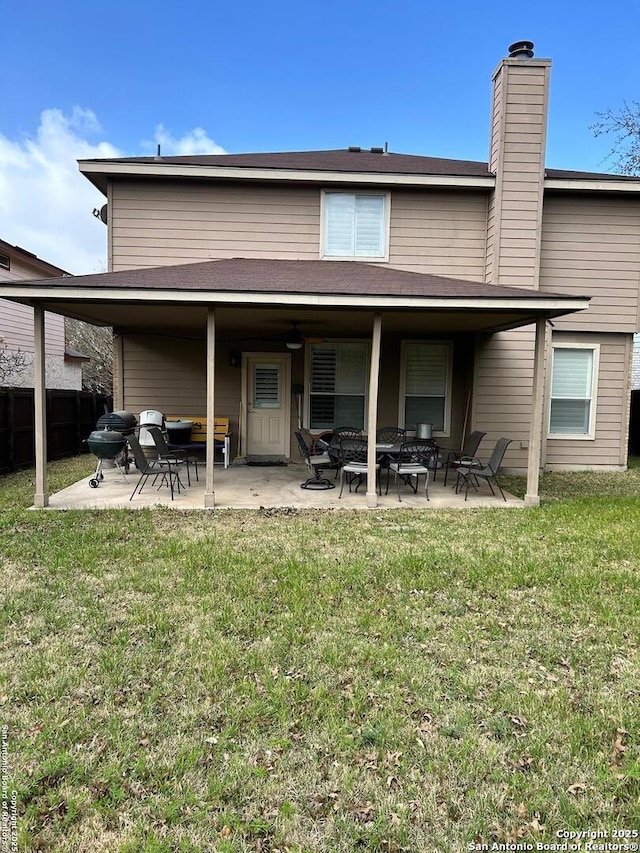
[455, 436, 512, 501]
[376, 427, 407, 489]
[147, 424, 199, 485]
[126, 433, 185, 501]
[442, 429, 487, 485]
[295, 431, 336, 490]
[338, 438, 381, 498]
[387, 440, 434, 502]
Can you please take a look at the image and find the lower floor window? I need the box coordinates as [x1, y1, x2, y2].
[402, 341, 451, 434]
[549, 345, 598, 437]
[309, 342, 368, 430]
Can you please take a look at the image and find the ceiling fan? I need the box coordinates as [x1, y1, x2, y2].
[284, 321, 325, 350]
[220, 320, 325, 347]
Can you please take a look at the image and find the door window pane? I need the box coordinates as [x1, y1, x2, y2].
[254, 365, 280, 408]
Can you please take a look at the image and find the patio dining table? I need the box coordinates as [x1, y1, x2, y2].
[326, 438, 440, 494]
[327, 439, 438, 461]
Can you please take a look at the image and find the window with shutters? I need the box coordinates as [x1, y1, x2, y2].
[400, 342, 452, 435]
[321, 192, 389, 260]
[308, 342, 369, 430]
[548, 344, 599, 439]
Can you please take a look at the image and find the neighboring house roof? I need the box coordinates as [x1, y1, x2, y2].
[79, 149, 639, 194]
[64, 346, 91, 362]
[0, 238, 70, 277]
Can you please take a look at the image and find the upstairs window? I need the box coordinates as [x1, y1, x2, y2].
[308, 342, 369, 430]
[549, 345, 599, 438]
[0, 253, 10, 271]
[321, 192, 388, 260]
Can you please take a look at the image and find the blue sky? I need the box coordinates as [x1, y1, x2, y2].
[1, 0, 639, 273]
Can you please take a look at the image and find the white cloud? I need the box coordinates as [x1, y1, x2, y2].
[0, 110, 227, 275]
[0, 108, 120, 274]
[146, 124, 227, 156]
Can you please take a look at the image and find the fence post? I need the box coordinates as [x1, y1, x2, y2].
[75, 392, 82, 454]
[7, 390, 15, 472]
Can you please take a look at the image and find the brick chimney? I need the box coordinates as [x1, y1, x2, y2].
[485, 41, 551, 290]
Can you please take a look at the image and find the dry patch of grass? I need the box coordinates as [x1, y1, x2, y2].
[0, 460, 639, 851]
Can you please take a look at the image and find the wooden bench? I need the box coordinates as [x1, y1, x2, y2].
[167, 416, 231, 468]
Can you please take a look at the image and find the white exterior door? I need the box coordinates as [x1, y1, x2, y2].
[245, 354, 290, 457]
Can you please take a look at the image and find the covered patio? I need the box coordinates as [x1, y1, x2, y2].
[44, 458, 525, 510]
[0, 258, 589, 510]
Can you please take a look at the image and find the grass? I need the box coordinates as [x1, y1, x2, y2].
[0, 458, 639, 851]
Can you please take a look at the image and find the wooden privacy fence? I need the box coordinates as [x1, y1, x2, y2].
[0, 389, 112, 474]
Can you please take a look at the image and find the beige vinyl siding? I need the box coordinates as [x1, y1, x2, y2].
[110, 181, 321, 270]
[111, 179, 492, 279]
[388, 191, 488, 279]
[0, 300, 65, 355]
[545, 332, 631, 469]
[472, 327, 537, 471]
[122, 334, 241, 458]
[489, 73, 503, 174]
[0, 255, 66, 356]
[122, 335, 208, 414]
[540, 195, 640, 333]
[473, 327, 631, 472]
[486, 61, 549, 290]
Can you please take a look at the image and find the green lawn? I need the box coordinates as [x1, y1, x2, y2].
[1, 458, 639, 852]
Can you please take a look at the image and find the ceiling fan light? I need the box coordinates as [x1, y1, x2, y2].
[285, 321, 304, 350]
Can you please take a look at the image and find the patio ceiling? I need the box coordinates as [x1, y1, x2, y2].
[0, 258, 590, 336]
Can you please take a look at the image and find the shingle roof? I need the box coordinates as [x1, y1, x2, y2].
[18, 258, 579, 302]
[0, 238, 70, 276]
[81, 149, 636, 182]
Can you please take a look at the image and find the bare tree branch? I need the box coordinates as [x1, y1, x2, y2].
[0, 339, 28, 387]
[591, 100, 640, 176]
[65, 319, 113, 395]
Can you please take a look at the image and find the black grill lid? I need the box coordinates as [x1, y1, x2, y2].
[96, 410, 137, 434]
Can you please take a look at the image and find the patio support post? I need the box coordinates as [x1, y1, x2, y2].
[33, 305, 48, 507]
[366, 313, 383, 508]
[204, 308, 216, 508]
[525, 316, 548, 506]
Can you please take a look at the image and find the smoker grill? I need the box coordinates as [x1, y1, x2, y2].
[87, 410, 137, 488]
[96, 410, 137, 435]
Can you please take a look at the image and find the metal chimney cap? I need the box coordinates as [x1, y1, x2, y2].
[508, 40, 535, 58]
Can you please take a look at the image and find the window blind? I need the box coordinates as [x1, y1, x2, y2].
[403, 342, 450, 432]
[309, 342, 368, 429]
[323, 194, 385, 258]
[405, 343, 448, 395]
[549, 348, 594, 435]
[311, 343, 367, 394]
[551, 349, 592, 398]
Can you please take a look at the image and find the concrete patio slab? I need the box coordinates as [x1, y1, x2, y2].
[42, 461, 524, 510]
